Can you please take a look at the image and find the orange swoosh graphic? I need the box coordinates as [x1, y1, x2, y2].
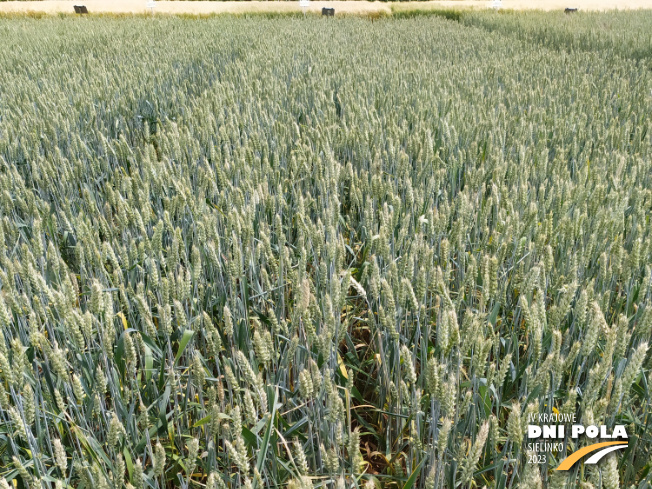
[555, 442, 628, 471]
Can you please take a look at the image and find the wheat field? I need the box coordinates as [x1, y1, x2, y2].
[0, 10, 651, 489]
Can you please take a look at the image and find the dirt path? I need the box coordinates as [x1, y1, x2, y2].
[0, 0, 649, 15]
